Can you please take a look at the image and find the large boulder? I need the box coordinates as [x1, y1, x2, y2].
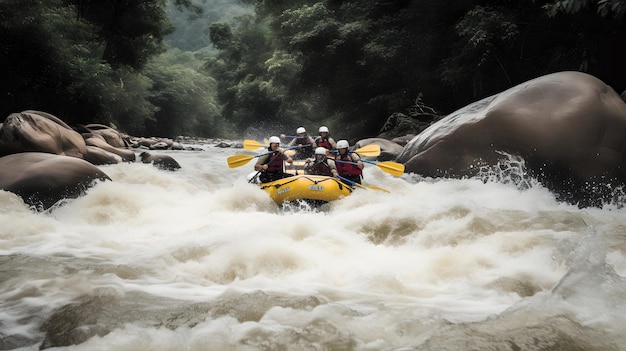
[0, 111, 137, 165]
[0, 111, 87, 158]
[354, 138, 404, 161]
[397, 71, 626, 207]
[0, 152, 110, 210]
[84, 133, 136, 162]
[139, 151, 181, 171]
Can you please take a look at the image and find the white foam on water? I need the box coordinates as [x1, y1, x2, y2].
[2, 148, 626, 350]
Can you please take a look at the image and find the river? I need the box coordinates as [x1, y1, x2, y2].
[1, 143, 626, 350]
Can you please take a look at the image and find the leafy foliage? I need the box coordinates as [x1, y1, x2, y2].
[205, 16, 287, 131]
[66, 0, 175, 70]
[542, 0, 625, 18]
[144, 49, 222, 137]
[440, 6, 520, 98]
[1, 0, 625, 140]
[0, 0, 218, 137]
[0, 0, 122, 122]
[166, 0, 252, 51]
[212, 0, 460, 138]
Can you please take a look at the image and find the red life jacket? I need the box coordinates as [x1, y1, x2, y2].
[296, 136, 313, 146]
[263, 151, 286, 172]
[315, 136, 332, 149]
[307, 159, 333, 176]
[335, 153, 362, 176]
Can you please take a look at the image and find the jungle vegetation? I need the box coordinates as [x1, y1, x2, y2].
[1, 0, 624, 139]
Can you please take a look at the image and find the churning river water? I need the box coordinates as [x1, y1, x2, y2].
[2, 143, 626, 350]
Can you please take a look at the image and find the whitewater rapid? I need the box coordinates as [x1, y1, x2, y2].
[1, 145, 626, 350]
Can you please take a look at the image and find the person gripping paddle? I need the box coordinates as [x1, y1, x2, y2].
[286, 127, 315, 160]
[334, 139, 364, 184]
[253, 136, 294, 183]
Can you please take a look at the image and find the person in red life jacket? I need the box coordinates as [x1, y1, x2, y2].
[334, 139, 364, 184]
[304, 147, 339, 177]
[286, 126, 315, 159]
[254, 136, 294, 183]
[314, 126, 336, 151]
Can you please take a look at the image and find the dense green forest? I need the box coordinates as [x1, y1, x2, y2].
[1, 0, 625, 139]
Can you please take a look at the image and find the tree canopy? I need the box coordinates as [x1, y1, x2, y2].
[207, 0, 625, 138]
[1, 0, 624, 139]
[0, 0, 224, 137]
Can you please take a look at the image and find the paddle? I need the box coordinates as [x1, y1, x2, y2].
[245, 139, 318, 155]
[227, 146, 299, 168]
[283, 143, 314, 157]
[361, 159, 404, 177]
[243, 139, 267, 150]
[284, 144, 382, 158]
[227, 153, 269, 168]
[329, 144, 381, 157]
[338, 176, 390, 193]
[245, 140, 381, 159]
[333, 158, 405, 177]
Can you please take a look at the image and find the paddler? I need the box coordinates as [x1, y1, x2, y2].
[254, 136, 294, 183]
[304, 147, 339, 177]
[314, 126, 337, 151]
[334, 140, 364, 184]
[286, 126, 315, 159]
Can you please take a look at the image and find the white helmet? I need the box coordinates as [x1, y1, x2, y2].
[296, 127, 306, 134]
[337, 140, 349, 149]
[315, 147, 327, 155]
[268, 136, 280, 144]
[318, 126, 329, 133]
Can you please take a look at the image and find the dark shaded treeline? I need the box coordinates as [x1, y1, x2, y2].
[0, 0, 219, 138]
[1, 0, 624, 139]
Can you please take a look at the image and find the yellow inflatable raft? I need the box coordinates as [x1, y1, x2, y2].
[259, 175, 353, 204]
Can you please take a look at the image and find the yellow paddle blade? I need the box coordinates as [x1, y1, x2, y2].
[354, 144, 381, 157]
[243, 139, 265, 150]
[227, 154, 255, 168]
[263, 138, 270, 145]
[365, 184, 390, 192]
[375, 161, 405, 177]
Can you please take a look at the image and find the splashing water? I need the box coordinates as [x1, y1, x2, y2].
[476, 150, 538, 190]
[1, 146, 626, 350]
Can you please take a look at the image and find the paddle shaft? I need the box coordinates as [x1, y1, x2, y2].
[253, 146, 299, 172]
[246, 140, 379, 157]
[332, 157, 363, 167]
[329, 150, 360, 156]
[361, 159, 381, 166]
[338, 175, 363, 188]
[228, 145, 299, 168]
[337, 176, 389, 192]
[328, 144, 380, 157]
[333, 157, 404, 177]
